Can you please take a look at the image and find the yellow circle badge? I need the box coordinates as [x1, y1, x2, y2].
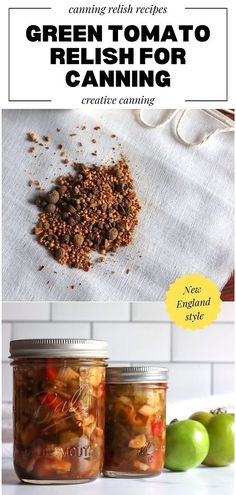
[165, 274, 222, 330]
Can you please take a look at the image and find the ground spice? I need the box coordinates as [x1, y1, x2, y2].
[33, 157, 141, 271]
[28, 179, 44, 191]
[27, 132, 39, 143]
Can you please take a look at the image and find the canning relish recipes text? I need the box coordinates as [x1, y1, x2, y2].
[26, 24, 211, 88]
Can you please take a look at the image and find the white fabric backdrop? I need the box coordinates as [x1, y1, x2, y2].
[2, 109, 234, 301]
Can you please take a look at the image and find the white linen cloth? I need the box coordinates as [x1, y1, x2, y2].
[2, 109, 234, 301]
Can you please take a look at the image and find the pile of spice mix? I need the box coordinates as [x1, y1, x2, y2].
[33, 158, 141, 271]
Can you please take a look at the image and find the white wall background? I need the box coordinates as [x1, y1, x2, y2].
[2, 302, 234, 404]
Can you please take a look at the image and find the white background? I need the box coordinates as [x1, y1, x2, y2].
[2, 0, 235, 108]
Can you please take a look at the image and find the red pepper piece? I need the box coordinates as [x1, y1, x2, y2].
[45, 358, 58, 381]
[151, 420, 163, 436]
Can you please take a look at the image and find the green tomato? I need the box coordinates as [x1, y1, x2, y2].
[190, 410, 235, 467]
[189, 411, 212, 428]
[164, 419, 209, 471]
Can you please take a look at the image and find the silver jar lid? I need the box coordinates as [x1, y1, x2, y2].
[9, 339, 108, 359]
[106, 366, 168, 384]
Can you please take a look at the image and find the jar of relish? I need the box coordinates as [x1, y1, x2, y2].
[10, 339, 108, 484]
[104, 366, 168, 478]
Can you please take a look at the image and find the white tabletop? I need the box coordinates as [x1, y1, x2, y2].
[2, 459, 234, 495]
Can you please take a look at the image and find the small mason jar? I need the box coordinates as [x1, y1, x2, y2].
[10, 339, 108, 484]
[104, 367, 168, 478]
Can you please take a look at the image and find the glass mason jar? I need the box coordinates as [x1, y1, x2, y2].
[10, 339, 108, 484]
[104, 367, 168, 478]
